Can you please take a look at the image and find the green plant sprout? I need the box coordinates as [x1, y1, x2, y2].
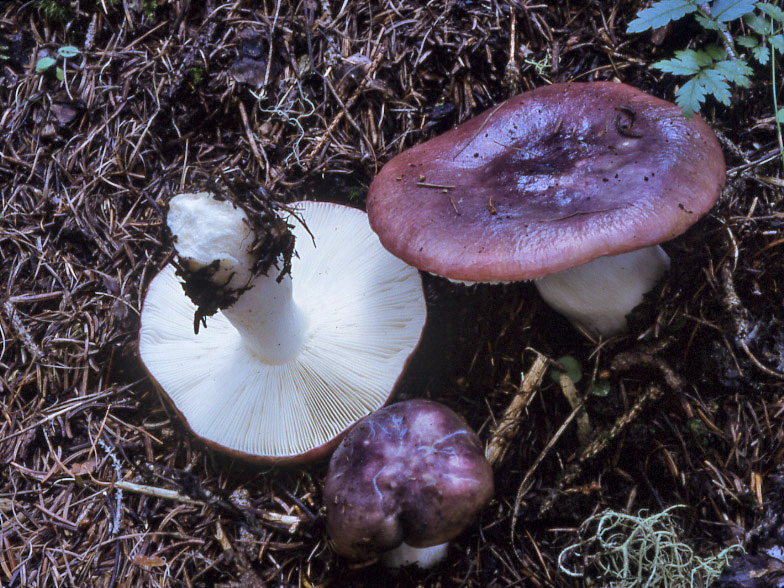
[36, 45, 80, 82]
[188, 66, 206, 87]
[558, 506, 742, 588]
[628, 0, 784, 118]
[37, 0, 67, 22]
[143, 0, 156, 20]
[550, 356, 583, 385]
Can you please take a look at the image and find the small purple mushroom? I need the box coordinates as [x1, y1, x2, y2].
[367, 82, 726, 337]
[324, 399, 494, 568]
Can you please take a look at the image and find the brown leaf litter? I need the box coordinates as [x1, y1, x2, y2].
[1, 1, 783, 586]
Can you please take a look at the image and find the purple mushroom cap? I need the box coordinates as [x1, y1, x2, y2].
[367, 82, 725, 283]
[324, 399, 494, 562]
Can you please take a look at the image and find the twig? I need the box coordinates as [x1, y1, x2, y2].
[720, 264, 784, 379]
[111, 480, 206, 505]
[537, 384, 665, 517]
[239, 100, 268, 171]
[503, 9, 521, 91]
[610, 349, 684, 392]
[512, 392, 587, 533]
[2, 300, 44, 360]
[109, 480, 304, 531]
[452, 103, 504, 160]
[558, 373, 591, 449]
[486, 352, 549, 466]
[305, 35, 386, 168]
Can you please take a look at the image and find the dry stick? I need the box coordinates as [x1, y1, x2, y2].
[263, 0, 283, 90]
[452, 103, 504, 160]
[559, 373, 592, 449]
[536, 384, 665, 517]
[721, 264, 784, 379]
[108, 480, 303, 531]
[2, 300, 44, 360]
[503, 8, 521, 90]
[304, 44, 386, 169]
[486, 352, 549, 466]
[511, 394, 588, 535]
[238, 101, 268, 171]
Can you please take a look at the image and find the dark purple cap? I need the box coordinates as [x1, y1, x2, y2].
[324, 399, 494, 560]
[367, 82, 726, 282]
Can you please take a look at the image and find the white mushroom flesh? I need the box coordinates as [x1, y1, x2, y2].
[533, 245, 671, 337]
[382, 542, 449, 569]
[139, 196, 427, 460]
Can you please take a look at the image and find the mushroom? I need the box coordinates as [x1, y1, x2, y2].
[138, 193, 427, 462]
[366, 82, 725, 337]
[324, 399, 494, 568]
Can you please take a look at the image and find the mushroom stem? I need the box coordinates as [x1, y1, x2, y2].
[533, 245, 671, 337]
[222, 271, 307, 364]
[166, 192, 307, 364]
[382, 542, 449, 569]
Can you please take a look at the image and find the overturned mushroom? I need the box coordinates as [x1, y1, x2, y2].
[367, 82, 725, 337]
[325, 399, 494, 568]
[139, 193, 427, 463]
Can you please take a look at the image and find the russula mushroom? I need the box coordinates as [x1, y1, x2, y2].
[324, 399, 494, 568]
[366, 82, 725, 337]
[138, 193, 427, 463]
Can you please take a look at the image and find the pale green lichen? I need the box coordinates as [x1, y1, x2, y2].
[558, 506, 741, 588]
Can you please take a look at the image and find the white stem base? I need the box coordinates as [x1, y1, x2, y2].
[534, 245, 671, 337]
[222, 270, 307, 364]
[167, 192, 306, 364]
[383, 542, 449, 569]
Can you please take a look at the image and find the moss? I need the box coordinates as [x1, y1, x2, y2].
[36, 0, 68, 22]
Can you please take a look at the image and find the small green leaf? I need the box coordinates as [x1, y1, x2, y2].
[770, 34, 784, 54]
[710, 0, 756, 22]
[35, 56, 56, 72]
[56, 67, 64, 81]
[745, 13, 773, 35]
[653, 50, 704, 75]
[675, 77, 708, 117]
[736, 34, 760, 48]
[776, 108, 784, 123]
[695, 14, 723, 29]
[757, 2, 784, 24]
[752, 43, 771, 63]
[687, 417, 712, 442]
[57, 45, 80, 58]
[712, 58, 753, 85]
[703, 44, 728, 60]
[550, 356, 582, 385]
[698, 68, 732, 104]
[627, 0, 699, 33]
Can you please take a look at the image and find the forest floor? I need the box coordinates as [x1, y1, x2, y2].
[1, 1, 784, 587]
